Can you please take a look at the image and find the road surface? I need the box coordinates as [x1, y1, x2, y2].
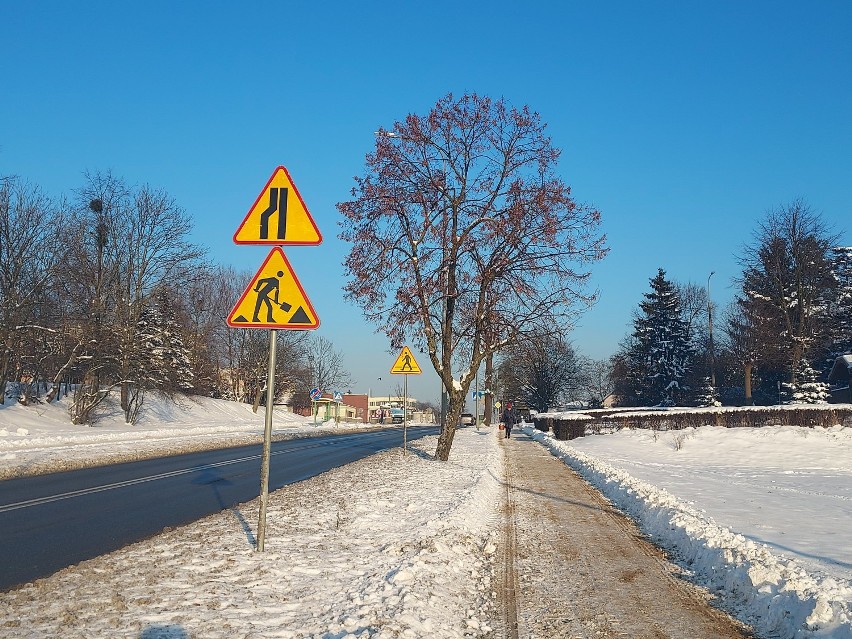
[0, 426, 436, 591]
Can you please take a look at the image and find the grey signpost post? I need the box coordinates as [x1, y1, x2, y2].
[256, 329, 277, 551]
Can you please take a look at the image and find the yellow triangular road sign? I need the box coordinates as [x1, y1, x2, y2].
[233, 166, 322, 245]
[390, 346, 422, 374]
[227, 247, 319, 329]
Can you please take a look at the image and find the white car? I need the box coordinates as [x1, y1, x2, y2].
[459, 413, 475, 426]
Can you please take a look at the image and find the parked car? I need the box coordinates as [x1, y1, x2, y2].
[459, 413, 475, 426]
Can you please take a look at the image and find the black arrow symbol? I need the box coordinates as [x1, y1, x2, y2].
[259, 187, 288, 240]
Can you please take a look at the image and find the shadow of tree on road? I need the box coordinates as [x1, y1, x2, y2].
[140, 623, 188, 638]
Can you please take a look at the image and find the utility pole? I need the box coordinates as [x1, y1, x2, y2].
[707, 271, 716, 388]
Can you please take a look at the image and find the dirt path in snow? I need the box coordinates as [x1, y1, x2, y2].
[497, 429, 753, 639]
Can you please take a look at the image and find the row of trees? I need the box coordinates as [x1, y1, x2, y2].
[494, 200, 849, 411]
[0, 173, 351, 423]
[615, 200, 849, 407]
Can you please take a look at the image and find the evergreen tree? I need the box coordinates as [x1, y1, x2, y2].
[624, 268, 694, 406]
[136, 289, 194, 395]
[823, 246, 852, 366]
[692, 376, 720, 407]
[782, 358, 830, 404]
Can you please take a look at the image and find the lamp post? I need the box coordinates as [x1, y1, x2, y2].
[707, 271, 716, 388]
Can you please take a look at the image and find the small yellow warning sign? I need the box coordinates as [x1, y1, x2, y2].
[390, 346, 422, 375]
[233, 166, 322, 245]
[227, 247, 319, 329]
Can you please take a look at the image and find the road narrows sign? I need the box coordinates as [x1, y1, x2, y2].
[227, 247, 319, 329]
[390, 346, 422, 374]
[233, 166, 322, 245]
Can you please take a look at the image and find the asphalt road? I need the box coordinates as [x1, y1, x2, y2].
[0, 426, 437, 591]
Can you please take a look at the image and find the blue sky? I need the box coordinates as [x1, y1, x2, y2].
[2, 1, 850, 404]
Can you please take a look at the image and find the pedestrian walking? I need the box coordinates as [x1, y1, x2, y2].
[501, 401, 518, 439]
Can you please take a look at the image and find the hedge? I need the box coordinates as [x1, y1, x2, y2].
[532, 405, 852, 441]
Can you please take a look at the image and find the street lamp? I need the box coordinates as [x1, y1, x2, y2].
[707, 271, 716, 388]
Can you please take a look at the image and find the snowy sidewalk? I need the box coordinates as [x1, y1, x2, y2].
[500, 428, 751, 638]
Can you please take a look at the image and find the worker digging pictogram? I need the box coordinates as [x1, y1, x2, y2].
[227, 247, 319, 329]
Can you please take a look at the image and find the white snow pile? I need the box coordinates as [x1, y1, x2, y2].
[523, 423, 852, 638]
[0, 423, 503, 637]
[0, 394, 365, 479]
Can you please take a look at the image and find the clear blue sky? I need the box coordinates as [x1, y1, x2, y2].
[2, 1, 850, 405]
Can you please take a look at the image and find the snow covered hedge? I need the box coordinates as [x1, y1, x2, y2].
[534, 405, 852, 438]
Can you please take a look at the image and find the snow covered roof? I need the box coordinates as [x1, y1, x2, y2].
[828, 354, 852, 383]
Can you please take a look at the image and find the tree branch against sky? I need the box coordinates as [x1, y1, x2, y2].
[338, 93, 607, 460]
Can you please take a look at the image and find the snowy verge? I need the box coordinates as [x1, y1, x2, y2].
[522, 424, 852, 639]
[1, 429, 505, 638]
[0, 394, 386, 480]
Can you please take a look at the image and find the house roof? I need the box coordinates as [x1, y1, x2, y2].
[827, 355, 852, 383]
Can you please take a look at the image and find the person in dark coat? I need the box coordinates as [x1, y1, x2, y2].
[501, 401, 518, 439]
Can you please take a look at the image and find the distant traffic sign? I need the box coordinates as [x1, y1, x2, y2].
[390, 346, 422, 374]
[233, 166, 322, 245]
[227, 247, 319, 329]
[310, 388, 322, 400]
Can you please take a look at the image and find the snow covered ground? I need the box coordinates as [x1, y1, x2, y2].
[0, 394, 369, 480]
[1, 395, 852, 637]
[524, 422, 852, 638]
[0, 395, 502, 638]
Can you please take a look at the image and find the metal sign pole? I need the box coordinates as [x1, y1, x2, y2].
[256, 328, 277, 552]
[403, 374, 408, 455]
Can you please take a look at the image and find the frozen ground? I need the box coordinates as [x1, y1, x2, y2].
[1, 395, 852, 637]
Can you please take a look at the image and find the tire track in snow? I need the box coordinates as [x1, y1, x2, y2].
[498, 438, 521, 639]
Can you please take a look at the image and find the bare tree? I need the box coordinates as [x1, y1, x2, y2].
[0, 177, 66, 403]
[576, 357, 615, 408]
[65, 172, 205, 423]
[499, 335, 580, 412]
[175, 264, 239, 396]
[338, 93, 607, 460]
[722, 297, 761, 405]
[306, 335, 351, 393]
[676, 281, 709, 345]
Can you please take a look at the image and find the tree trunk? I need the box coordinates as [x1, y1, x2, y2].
[46, 341, 86, 402]
[435, 390, 465, 461]
[483, 353, 493, 426]
[0, 355, 7, 405]
[252, 384, 263, 413]
[744, 362, 754, 406]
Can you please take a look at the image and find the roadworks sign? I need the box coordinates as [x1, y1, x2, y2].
[390, 346, 422, 374]
[233, 166, 322, 245]
[227, 247, 319, 329]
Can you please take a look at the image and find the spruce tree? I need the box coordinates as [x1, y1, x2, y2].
[136, 289, 194, 394]
[783, 358, 830, 404]
[825, 246, 852, 365]
[626, 268, 694, 406]
[692, 376, 720, 407]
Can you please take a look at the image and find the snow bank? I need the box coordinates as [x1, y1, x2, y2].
[0, 394, 376, 479]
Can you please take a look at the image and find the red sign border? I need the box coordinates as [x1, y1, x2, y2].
[226, 246, 320, 330]
[232, 166, 323, 246]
